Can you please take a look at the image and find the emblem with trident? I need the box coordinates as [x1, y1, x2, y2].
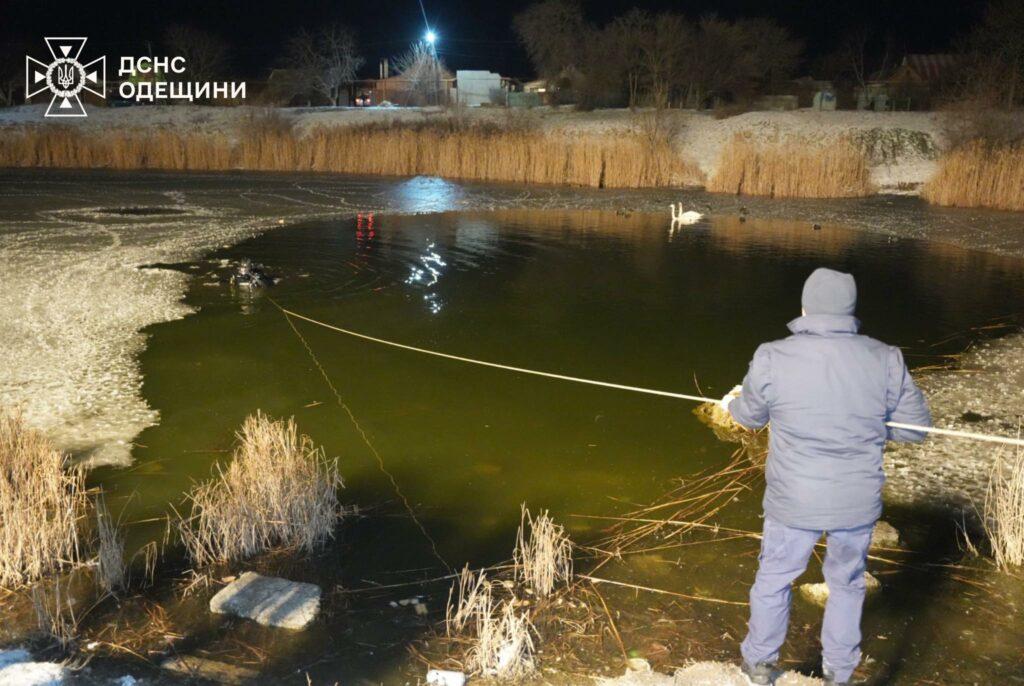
[56, 63, 76, 90]
[25, 37, 106, 117]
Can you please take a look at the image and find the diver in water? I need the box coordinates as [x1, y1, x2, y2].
[230, 259, 274, 289]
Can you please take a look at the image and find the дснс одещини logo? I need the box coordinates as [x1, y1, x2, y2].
[25, 37, 106, 117]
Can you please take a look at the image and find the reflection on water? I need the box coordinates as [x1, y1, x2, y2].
[102, 209, 1024, 683]
[405, 240, 447, 314]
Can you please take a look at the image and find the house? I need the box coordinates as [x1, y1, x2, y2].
[858, 54, 959, 111]
[455, 70, 503, 107]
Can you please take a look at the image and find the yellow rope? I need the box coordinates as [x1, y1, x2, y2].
[273, 304, 1024, 449]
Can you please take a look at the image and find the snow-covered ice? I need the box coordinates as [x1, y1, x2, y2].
[0, 649, 65, 686]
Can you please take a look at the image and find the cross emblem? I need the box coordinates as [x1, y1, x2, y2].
[25, 37, 106, 117]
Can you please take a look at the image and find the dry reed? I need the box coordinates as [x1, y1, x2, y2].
[446, 567, 536, 679]
[600, 439, 766, 556]
[32, 579, 78, 649]
[468, 599, 536, 679]
[0, 409, 87, 588]
[984, 445, 1024, 569]
[177, 412, 343, 566]
[513, 505, 573, 598]
[446, 565, 492, 637]
[922, 142, 1024, 211]
[708, 134, 873, 198]
[0, 120, 703, 190]
[94, 494, 126, 594]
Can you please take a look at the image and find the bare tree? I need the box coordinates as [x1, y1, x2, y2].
[609, 10, 648, 109]
[163, 25, 230, 84]
[393, 41, 450, 106]
[682, 16, 755, 108]
[609, 11, 691, 108]
[513, 0, 589, 90]
[283, 24, 364, 106]
[738, 18, 802, 94]
[832, 28, 896, 91]
[967, 0, 1024, 109]
[0, 43, 20, 108]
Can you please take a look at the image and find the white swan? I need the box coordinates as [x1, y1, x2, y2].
[670, 203, 704, 226]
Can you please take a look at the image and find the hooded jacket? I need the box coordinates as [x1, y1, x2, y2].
[728, 270, 931, 530]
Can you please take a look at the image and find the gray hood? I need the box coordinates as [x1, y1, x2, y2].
[801, 268, 857, 316]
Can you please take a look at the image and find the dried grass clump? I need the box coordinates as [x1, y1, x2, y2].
[177, 412, 343, 566]
[94, 494, 126, 594]
[446, 565, 492, 637]
[708, 134, 872, 198]
[513, 505, 572, 598]
[0, 409, 87, 588]
[447, 567, 536, 680]
[692, 401, 747, 441]
[922, 142, 1024, 211]
[469, 598, 536, 679]
[984, 446, 1024, 569]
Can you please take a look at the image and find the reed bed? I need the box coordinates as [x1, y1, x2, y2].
[708, 134, 873, 198]
[0, 121, 703, 189]
[923, 142, 1024, 211]
[0, 409, 87, 588]
[177, 412, 343, 566]
[984, 445, 1024, 569]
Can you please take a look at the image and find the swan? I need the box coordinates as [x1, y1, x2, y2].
[670, 203, 704, 226]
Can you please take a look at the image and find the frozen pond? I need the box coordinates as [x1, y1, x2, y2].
[2, 169, 1024, 683]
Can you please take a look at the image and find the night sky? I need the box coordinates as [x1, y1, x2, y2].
[4, 0, 990, 79]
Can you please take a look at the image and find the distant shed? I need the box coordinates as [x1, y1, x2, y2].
[456, 70, 503, 106]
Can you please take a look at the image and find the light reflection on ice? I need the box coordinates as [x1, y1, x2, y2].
[393, 176, 463, 214]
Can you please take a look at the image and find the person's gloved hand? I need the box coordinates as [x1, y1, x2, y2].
[719, 384, 743, 413]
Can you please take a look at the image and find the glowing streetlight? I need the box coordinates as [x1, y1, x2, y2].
[424, 29, 437, 45]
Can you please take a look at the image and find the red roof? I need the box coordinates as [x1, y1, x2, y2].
[898, 54, 958, 82]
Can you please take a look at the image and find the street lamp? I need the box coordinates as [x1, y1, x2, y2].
[424, 29, 437, 45]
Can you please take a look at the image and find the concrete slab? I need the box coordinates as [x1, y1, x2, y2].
[161, 656, 260, 684]
[209, 571, 321, 630]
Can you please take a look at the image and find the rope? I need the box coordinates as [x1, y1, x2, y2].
[277, 307, 715, 404]
[274, 305, 1024, 450]
[276, 302, 452, 573]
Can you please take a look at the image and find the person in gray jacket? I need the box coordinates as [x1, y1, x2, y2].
[722, 267, 931, 686]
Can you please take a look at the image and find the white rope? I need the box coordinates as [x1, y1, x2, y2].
[276, 306, 1024, 449]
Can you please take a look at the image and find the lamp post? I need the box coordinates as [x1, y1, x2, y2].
[424, 29, 440, 106]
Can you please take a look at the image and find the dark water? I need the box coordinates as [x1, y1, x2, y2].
[92, 210, 1024, 683]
